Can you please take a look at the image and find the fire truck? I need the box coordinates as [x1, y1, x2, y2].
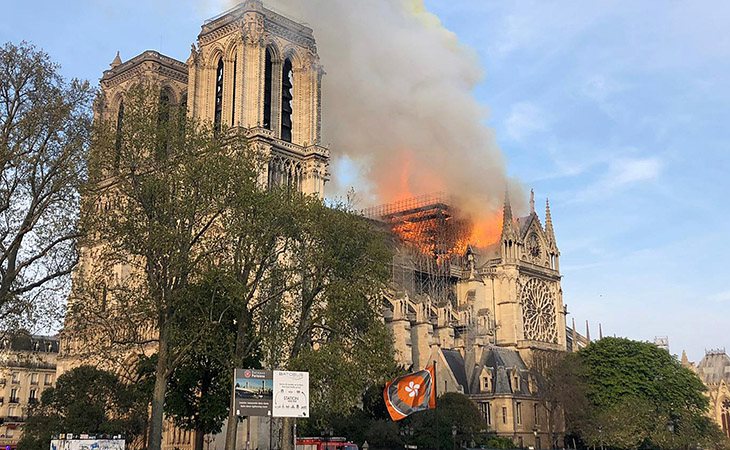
[296, 437, 358, 450]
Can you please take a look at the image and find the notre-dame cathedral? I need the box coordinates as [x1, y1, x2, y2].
[57, 1, 589, 449]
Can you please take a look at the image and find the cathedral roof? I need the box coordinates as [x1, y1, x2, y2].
[697, 350, 730, 385]
[443, 348, 470, 394]
[516, 213, 541, 239]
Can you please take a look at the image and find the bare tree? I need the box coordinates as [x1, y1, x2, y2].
[529, 349, 589, 449]
[0, 42, 92, 334]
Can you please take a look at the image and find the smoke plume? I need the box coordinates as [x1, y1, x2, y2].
[230, 0, 525, 244]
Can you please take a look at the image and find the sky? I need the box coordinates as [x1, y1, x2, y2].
[1, 1, 728, 362]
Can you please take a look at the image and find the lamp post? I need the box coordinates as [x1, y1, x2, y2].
[322, 427, 333, 450]
[598, 426, 603, 450]
[400, 424, 414, 449]
[451, 425, 457, 450]
[204, 434, 215, 450]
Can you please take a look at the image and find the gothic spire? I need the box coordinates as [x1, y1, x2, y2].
[501, 190, 516, 241]
[110, 51, 122, 69]
[571, 317, 577, 352]
[545, 198, 558, 251]
[681, 350, 690, 366]
[530, 189, 535, 214]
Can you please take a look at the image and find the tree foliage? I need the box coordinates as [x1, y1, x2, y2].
[69, 83, 257, 450]
[0, 41, 92, 334]
[17, 366, 146, 450]
[571, 337, 728, 450]
[69, 82, 397, 450]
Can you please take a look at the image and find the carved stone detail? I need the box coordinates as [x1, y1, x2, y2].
[243, 12, 265, 46]
[520, 278, 558, 343]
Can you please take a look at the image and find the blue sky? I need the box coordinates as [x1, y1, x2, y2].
[2, 1, 728, 362]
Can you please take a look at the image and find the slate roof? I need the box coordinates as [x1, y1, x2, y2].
[697, 351, 730, 385]
[1, 333, 59, 354]
[442, 346, 532, 397]
[443, 348, 470, 394]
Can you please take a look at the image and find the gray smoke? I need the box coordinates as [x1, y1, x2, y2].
[227, 0, 525, 239]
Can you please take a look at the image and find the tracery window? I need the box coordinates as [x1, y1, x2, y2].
[231, 55, 238, 126]
[214, 58, 224, 132]
[281, 58, 293, 142]
[520, 278, 558, 343]
[156, 89, 171, 159]
[263, 48, 273, 130]
[722, 399, 730, 438]
[114, 100, 124, 167]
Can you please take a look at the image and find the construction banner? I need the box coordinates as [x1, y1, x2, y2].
[383, 365, 436, 421]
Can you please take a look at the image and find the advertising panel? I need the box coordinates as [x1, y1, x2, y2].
[234, 369, 309, 418]
[234, 368, 274, 417]
[272, 370, 309, 418]
[49, 439, 125, 450]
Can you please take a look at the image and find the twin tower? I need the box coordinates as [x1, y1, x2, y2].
[99, 0, 329, 196]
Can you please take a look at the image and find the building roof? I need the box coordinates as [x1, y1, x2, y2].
[697, 350, 730, 385]
[1, 333, 59, 354]
[443, 349, 470, 394]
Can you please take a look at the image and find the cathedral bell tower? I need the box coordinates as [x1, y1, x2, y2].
[187, 0, 329, 196]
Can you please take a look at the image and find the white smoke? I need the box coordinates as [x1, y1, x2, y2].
[227, 0, 526, 238]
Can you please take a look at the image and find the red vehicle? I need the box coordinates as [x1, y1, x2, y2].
[296, 437, 358, 450]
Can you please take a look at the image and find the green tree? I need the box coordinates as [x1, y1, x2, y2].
[0, 41, 92, 334]
[257, 199, 396, 450]
[403, 393, 485, 450]
[69, 83, 257, 450]
[18, 366, 146, 450]
[575, 337, 726, 449]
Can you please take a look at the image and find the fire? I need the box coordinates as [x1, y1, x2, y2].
[371, 150, 503, 256]
[465, 211, 503, 248]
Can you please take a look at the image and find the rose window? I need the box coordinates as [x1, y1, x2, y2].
[520, 278, 558, 343]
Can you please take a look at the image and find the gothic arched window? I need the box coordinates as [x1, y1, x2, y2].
[156, 89, 171, 159]
[214, 58, 224, 132]
[231, 55, 238, 126]
[281, 58, 293, 142]
[114, 100, 124, 167]
[263, 48, 274, 130]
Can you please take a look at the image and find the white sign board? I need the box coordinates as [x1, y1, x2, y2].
[272, 370, 309, 418]
[50, 439, 125, 450]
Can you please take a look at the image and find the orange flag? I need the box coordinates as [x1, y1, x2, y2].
[383, 365, 437, 421]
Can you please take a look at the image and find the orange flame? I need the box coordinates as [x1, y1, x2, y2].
[374, 149, 503, 254]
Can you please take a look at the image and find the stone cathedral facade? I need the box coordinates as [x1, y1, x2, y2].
[58, 2, 330, 450]
[93, 0, 329, 198]
[375, 192, 573, 448]
[56, 1, 582, 449]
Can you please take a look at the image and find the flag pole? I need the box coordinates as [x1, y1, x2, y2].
[434, 359, 439, 450]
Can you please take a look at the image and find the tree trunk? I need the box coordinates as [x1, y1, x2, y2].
[547, 406, 554, 450]
[225, 309, 252, 450]
[280, 418, 294, 450]
[224, 393, 239, 450]
[195, 429, 205, 450]
[149, 325, 171, 450]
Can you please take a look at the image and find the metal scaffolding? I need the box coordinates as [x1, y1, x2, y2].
[363, 194, 471, 306]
